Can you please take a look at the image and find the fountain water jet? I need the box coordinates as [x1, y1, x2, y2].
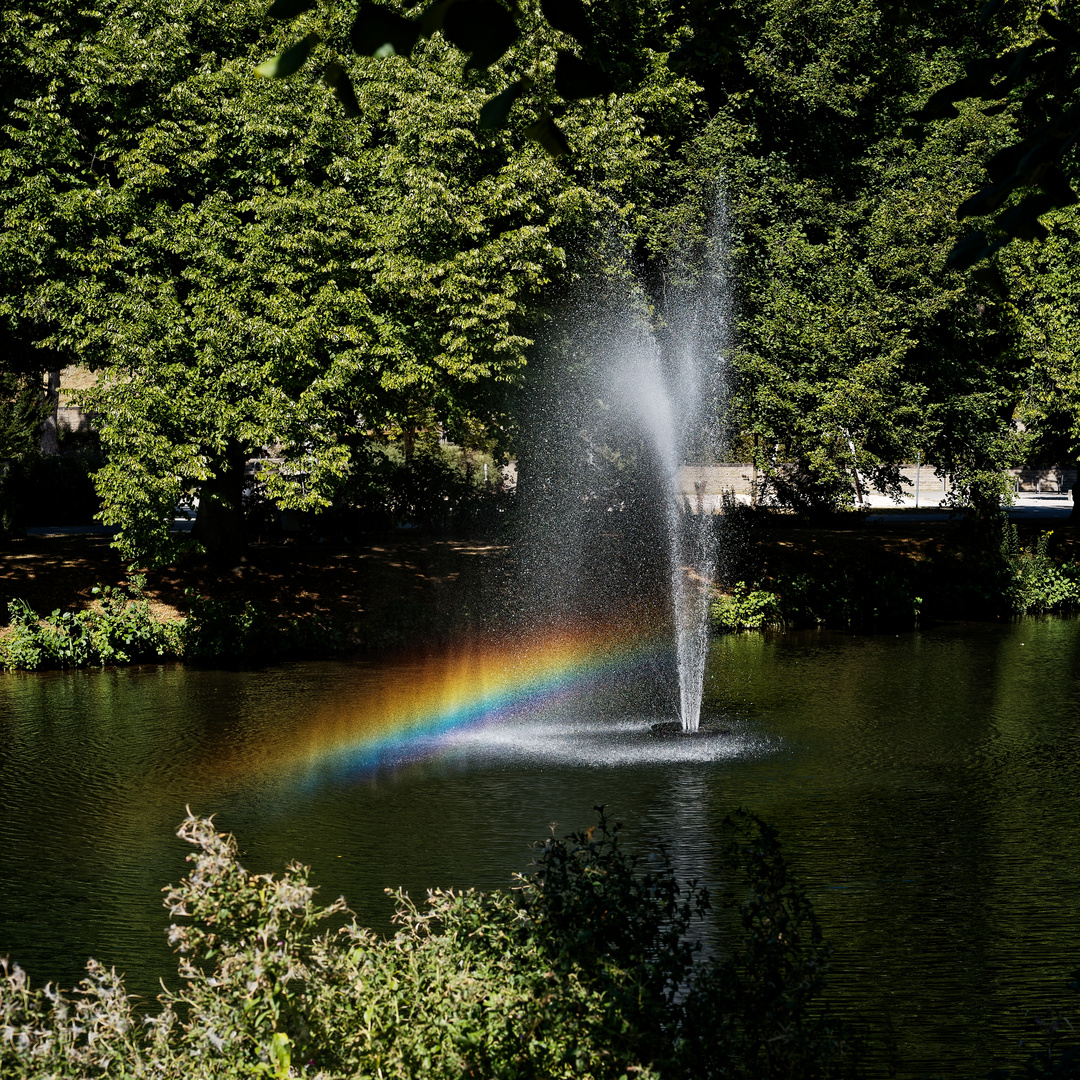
[517, 205, 730, 733]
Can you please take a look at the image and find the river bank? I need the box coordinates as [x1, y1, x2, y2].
[717, 511, 1080, 629]
[3, 514, 1079, 667]
[0, 533, 513, 656]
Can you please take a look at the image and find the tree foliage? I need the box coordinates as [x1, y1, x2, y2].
[8, 0, 1080, 543]
[916, 1, 1080, 269]
[0, 370, 43, 464]
[653, 0, 1037, 512]
[254, 0, 668, 157]
[913, 2, 1080, 472]
[2, 0, 700, 561]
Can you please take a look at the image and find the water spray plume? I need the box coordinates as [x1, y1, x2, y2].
[517, 198, 731, 732]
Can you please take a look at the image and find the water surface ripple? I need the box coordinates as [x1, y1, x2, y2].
[1, 619, 1078, 1076]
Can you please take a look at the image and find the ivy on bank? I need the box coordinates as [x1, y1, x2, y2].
[0, 579, 344, 671]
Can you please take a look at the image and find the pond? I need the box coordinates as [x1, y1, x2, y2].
[2, 618, 1079, 1076]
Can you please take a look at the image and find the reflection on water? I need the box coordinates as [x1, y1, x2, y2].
[2, 619, 1080, 1076]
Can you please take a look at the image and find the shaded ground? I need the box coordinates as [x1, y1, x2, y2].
[720, 512, 1080, 624]
[734, 515, 1080, 578]
[3, 514, 1077, 646]
[0, 535, 513, 648]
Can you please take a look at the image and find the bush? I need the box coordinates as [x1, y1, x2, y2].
[0, 586, 348, 670]
[180, 593, 345, 661]
[5, 810, 1079, 1077]
[0, 809, 860, 1080]
[711, 573, 922, 634]
[774, 568, 923, 630]
[0, 576, 182, 670]
[1001, 526, 1080, 615]
[712, 582, 783, 632]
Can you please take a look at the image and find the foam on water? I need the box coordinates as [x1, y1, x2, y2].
[436, 713, 770, 768]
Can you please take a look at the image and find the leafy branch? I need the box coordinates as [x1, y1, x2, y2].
[917, 1, 1080, 270]
[255, 0, 618, 156]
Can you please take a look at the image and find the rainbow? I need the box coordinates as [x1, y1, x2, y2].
[200, 622, 665, 787]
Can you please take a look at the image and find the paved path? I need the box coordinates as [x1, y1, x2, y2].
[24, 494, 1076, 537]
[865, 492, 1073, 523]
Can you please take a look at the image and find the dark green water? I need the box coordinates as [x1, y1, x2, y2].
[2, 619, 1079, 1076]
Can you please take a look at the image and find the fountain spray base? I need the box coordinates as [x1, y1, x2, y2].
[650, 718, 731, 738]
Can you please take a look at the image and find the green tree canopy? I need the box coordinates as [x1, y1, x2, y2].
[656, 0, 1035, 511]
[2, 0, 700, 560]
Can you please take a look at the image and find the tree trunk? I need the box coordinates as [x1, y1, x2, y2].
[194, 443, 247, 561]
[40, 368, 61, 455]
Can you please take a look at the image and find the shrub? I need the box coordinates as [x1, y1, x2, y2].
[7, 809, 1079, 1077]
[774, 568, 922, 630]
[711, 582, 783, 632]
[180, 593, 345, 661]
[1001, 527, 1080, 615]
[711, 574, 922, 634]
[0, 576, 182, 670]
[0, 586, 346, 670]
[0, 809, 859, 1080]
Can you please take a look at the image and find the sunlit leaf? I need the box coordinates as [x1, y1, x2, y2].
[525, 112, 569, 157]
[255, 33, 320, 78]
[270, 1033, 291, 1075]
[554, 51, 612, 100]
[267, 0, 316, 19]
[540, 0, 593, 47]
[351, 4, 420, 57]
[479, 80, 525, 129]
[442, 0, 519, 69]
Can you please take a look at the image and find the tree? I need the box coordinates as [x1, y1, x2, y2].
[915, 1, 1080, 271]
[650, 0, 1033, 513]
[2, 0, 701, 562]
[1003, 204, 1080, 467]
[254, 0, 674, 157]
[912, 2, 1080, 500]
[0, 369, 43, 464]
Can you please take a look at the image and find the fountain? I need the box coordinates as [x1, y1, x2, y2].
[516, 207, 730, 733]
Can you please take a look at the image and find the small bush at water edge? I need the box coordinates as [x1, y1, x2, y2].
[0, 576, 181, 669]
[0, 586, 348, 670]
[711, 582, 784, 632]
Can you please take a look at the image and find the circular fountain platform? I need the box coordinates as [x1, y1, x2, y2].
[649, 718, 732, 738]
